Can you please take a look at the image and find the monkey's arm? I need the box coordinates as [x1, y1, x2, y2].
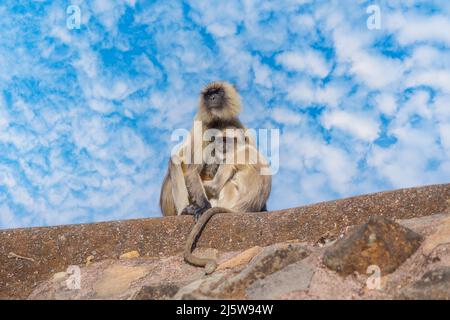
[180, 164, 212, 220]
[167, 154, 211, 216]
[184, 165, 211, 208]
[204, 164, 235, 198]
[168, 157, 190, 214]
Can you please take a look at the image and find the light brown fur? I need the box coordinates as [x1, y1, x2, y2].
[160, 81, 272, 273]
[196, 81, 242, 125]
[203, 130, 271, 212]
[160, 81, 271, 216]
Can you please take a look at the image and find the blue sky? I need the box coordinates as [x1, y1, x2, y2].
[0, 0, 449, 228]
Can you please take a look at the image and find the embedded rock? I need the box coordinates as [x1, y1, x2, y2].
[400, 267, 450, 300]
[245, 261, 315, 299]
[94, 265, 149, 298]
[210, 243, 310, 299]
[119, 251, 140, 260]
[217, 246, 263, 270]
[421, 216, 450, 255]
[323, 216, 422, 275]
[133, 283, 180, 300]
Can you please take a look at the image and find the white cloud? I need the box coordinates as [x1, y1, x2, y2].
[315, 82, 347, 108]
[391, 90, 432, 129]
[286, 79, 316, 105]
[434, 94, 450, 122]
[88, 99, 115, 113]
[0, 204, 30, 229]
[367, 125, 443, 188]
[272, 108, 302, 126]
[374, 93, 397, 116]
[322, 110, 380, 142]
[439, 123, 450, 151]
[406, 45, 448, 69]
[276, 50, 330, 78]
[286, 79, 347, 109]
[405, 70, 450, 94]
[331, 20, 404, 89]
[387, 13, 450, 46]
[281, 132, 358, 195]
[350, 52, 404, 89]
[252, 59, 273, 88]
[207, 23, 237, 37]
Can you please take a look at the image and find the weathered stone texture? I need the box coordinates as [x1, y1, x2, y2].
[400, 267, 450, 300]
[1, 183, 449, 300]
[323, 216, 422, 275]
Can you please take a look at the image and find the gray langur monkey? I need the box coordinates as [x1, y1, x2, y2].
[160, 81, 271, 217]
[159, 81, 272, 273]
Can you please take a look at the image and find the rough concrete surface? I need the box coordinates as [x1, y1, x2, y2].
[27, 212, 450, 300]
[1, 183, 449, 299]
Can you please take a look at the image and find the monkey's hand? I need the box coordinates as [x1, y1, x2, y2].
[181, 202, 211, 221]
[203, 181, 219, 198]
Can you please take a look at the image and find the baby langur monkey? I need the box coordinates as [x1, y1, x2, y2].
[203, 129, 271, 212]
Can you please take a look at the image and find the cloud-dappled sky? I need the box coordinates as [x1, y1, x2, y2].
[0, 0, 449, 228]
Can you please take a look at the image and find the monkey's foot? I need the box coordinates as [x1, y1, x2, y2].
[181, 205, 203, 222]
[181, 204, 211, 222]
[181, 204, 198, 216]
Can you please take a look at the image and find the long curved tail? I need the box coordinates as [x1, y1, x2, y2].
[184, 207, 234, 274]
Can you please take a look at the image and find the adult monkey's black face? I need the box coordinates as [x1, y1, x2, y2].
[204, 87, 225, 109]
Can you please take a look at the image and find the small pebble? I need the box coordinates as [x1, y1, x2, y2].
[119, 250, 140, 260]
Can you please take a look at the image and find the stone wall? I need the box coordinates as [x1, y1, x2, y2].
[1, 183, 449, 299]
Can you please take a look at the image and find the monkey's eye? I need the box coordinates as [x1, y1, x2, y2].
[205, 88, 224, 98]
[205, 90, 217, 97]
